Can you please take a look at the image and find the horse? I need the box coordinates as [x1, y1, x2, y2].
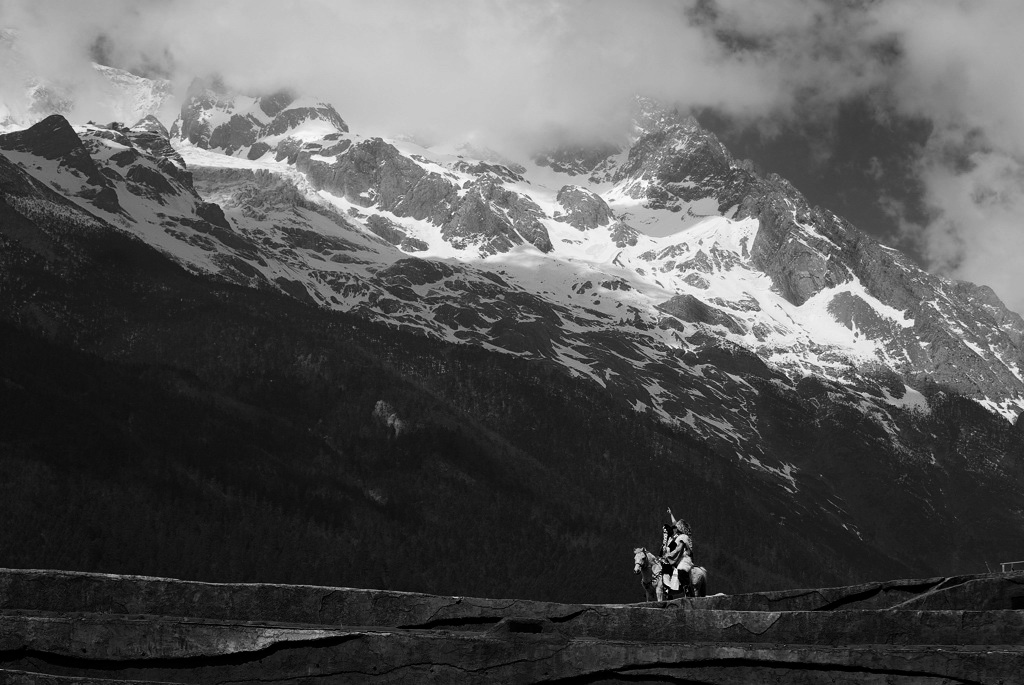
[632, 547, 709, 601]
[687, 564, 709, 598]
[632, 547, 666, 601]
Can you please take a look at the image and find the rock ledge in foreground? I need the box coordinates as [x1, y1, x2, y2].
[1, 568, 1023, 684]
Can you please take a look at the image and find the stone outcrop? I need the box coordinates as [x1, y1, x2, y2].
[0, 115, 122, 215]
[299, 141, 556, 256]
[451, 160, 524, 184]
[442, 179, 553, 255]
[262, 103, 348, 138]
[297, 137, 458, 225]
[533, 142, 621, 177]
[555, 185, 613, 229]
[364, 214, 428, 252]
[658, 293, 745, 336]
[372, 400, 409, 437]
[741, 185, 853, 305]
[2, 568, 1023, 683]
[611, 109, 741, 212]
[126, 116, 192, 187]
[171, 80, 348, 160]
[609, 221, 639, 247]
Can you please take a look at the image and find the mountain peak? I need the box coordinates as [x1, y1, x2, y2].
[171, 80, 348, 159]
[132, 114, 169, 138]
[6, 78, 1024, 600]
[0, 114, 80, 160]
[630, 95, 700, 139]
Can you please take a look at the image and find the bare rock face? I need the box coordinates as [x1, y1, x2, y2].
[609, 222, 639, 247]
[258, 89, 295, 118]
[126, 116, 192, 187]
[658, 293, 744, 336]
[372, 400, 408, 436]
[612, 112, 742, 213]
[128, 114, 170, 140]
[0, 115, 122, 215]
[738, 187, 845, 304]
[728, 171, 1024, 399]
[1, 568, 1023, 684]
[442, 179, 553, 255]
[556, 185, 613, 229]
[451, 160, 524, 183]
[207, 113, 261, 155]
[827, 291, 902, 339]
[533, 142, 620, 177]
[173, 80, 347, 159]
[174, 78, 231, 149]
[262, 102, 348, 138]
[365, 214, 427, 252]
[298, 137, 459, 226]
[607, 103, 1024, 406]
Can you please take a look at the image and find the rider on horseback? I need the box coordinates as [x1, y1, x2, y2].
[664, 507, 695, 592]
[631, 509, 707, 602]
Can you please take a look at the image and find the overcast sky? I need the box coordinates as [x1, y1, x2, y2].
[3, 0, 1024, 313]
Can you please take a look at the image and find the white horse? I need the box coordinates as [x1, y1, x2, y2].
[632, 547, 666, 601]
[687, 564, 709, 598]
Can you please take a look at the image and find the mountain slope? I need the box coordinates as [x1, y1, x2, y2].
[163, 86, 1024, 466]
[3, 81, 1024, 599]
[0, 144, 914, 598]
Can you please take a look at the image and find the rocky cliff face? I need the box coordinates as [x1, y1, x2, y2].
[555, 185, 614, 229]
[2, 568, 1023, 684]
[170, 77, 349, 160]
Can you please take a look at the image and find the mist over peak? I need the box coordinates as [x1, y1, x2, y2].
[4, 0, 1024, 312]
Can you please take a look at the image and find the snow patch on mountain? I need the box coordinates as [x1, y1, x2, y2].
[7, 78, 1024, 493]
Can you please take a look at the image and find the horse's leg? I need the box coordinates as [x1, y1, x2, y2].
[682, 568, 694, 597]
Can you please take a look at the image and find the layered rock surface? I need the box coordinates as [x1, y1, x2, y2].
[2, 568, 1023, 683]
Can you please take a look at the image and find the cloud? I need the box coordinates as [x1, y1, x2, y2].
[674, 0, 1024, 313]
[3, 0, 788, 144]
[864, 0, 1024, 313]
[4, 0, 1024, 312]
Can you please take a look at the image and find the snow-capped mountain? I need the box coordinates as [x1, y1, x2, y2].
[6, 69, 1024, 595]
[4, 77, 1024, 492]
[0, 33, 173, 133]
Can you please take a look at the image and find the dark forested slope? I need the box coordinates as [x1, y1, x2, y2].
[2, 150, 1024, 603]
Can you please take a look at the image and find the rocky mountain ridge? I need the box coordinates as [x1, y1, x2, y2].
[178, 85, 1024, 437]
[4, 80, 1024, 473]
[4, 73, 1024, 593]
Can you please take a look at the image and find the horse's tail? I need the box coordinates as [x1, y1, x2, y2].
[691, 566, 708, 597]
